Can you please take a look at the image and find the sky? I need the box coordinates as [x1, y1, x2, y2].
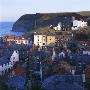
[0, 0, 90, 21]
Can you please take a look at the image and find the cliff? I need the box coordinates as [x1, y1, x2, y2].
[12, 12, 90, 32]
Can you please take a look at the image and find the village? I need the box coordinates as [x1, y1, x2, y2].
[0, 16, 90, 90]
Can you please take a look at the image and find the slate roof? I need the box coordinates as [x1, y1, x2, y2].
[41, 75, 86, 90]
[0, 51, 13, 65]
[70, 54, 90, 63]
[7, 76, 26, 89]
[15, 36, 28, 40]
[42, 82, 85, 90]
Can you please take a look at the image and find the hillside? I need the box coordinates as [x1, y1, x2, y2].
[12, 11, 90, 32]
[78, 11, 90, 16]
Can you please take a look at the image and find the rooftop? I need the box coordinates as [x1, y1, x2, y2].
[70, 54, 90, 63]
[0, 51, 13, 65]
[41, 75, 85, 90]
[84, 46, 90, 51]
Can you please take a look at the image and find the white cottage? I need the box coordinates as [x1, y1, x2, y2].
[0, 50, 19, 75]
[15, 37, 29, 45]
[53, 22, 62, 30]
[72, 20, 87, 30]
[34, 33, 56, 47]
[34, 34, 47, 47]
[58, 51, 65, 59]
[10, 50, 19, 63]
[83, 47, 90, 55]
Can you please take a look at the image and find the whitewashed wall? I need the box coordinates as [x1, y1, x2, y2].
[0, 50, 19, 75]
[34, 35, 47, 47]
[10, 50, 19, 63]
[83, 51, 90, 55]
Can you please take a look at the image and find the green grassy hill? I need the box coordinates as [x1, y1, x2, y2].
[12, 11, 90, 32]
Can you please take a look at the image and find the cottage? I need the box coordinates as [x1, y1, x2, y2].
[0, 50, 19, 75]
[3, 35, 30, 45]
[55, 31, 72, 46]
[41, 75, 85, 90]
[3, 35, 16, 42]
[79, 41, 89, 46]
[83, 47, 90, 55]
[15, 36, 29, 45]
[58, 51, 66, 59]
[34, 33, 55, 47]
[10, 50, 19, 63]
[47, 35, 56, 45]
[34, 34, 47, 46]
[53, 22, 62, 30]
[72, 20, 87, 30]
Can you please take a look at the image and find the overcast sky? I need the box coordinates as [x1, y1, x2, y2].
[0, 0, 90, 21]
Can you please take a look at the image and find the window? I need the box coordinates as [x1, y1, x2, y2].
[18, 40, 20, 43]
[25, 40, 27, 44]
[43, 39, 46, 41]
[21, 41, 23, 44]
[13, 57, 15, 60]
[16, 50, 18, 53]
[37, 36, 39, 38]
[37, 42, 39, 46]
[15, 41, 17, 43]
[43, 43, 45, 45]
